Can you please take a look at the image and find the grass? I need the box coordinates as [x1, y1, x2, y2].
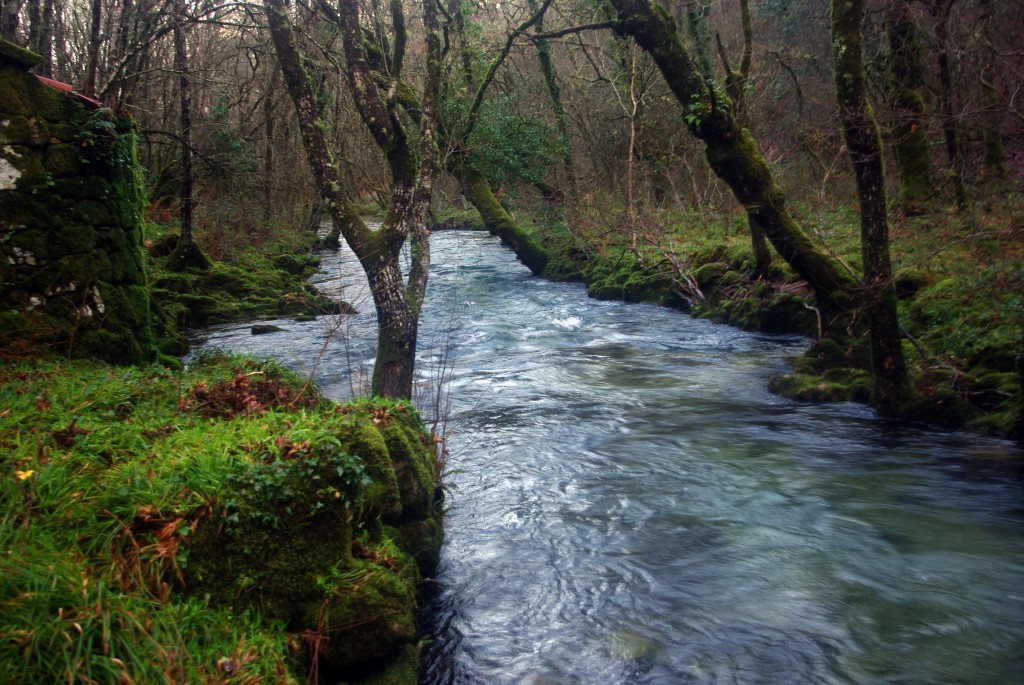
[0, 351, 440, 683]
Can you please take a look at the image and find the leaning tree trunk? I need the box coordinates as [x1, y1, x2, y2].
[453, 158, 549, 276]
[888, 0, 932, 209]
[609, 0, 859, 328]
[832, 0, 909, 417]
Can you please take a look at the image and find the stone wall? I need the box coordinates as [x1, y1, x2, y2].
[0, 39, 155, 364]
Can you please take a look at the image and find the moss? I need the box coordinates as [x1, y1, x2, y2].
[0, 194, 57, 232]
[768, 370, 871, 403]
[0, 115, 46, 145]
[352, 643, 420, 685]
[0, 65, 34, 115]
[693, 262, 730, 288]
[48, 176, 111, 201]
[171, 390, 441, 683]
[43, 143, 80, 177]
[893, 268, 931, 299]
[272, 253, 319, 275]
[341, 421, 401, 519]
[2, 145, 46, 185]
[70, 200, 113, 226]
[381, 421, 436, 522]
[310, 559, 416, 673]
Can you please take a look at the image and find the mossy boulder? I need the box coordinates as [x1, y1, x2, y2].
[179, 388, 443, 685]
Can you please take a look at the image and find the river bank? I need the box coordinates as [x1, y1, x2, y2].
[436, 193, 1023, 440]
[0, 351, 442, 684]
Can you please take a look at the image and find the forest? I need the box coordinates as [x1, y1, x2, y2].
[3, 0, 1021, 425]
[1, 0, 1023, 683]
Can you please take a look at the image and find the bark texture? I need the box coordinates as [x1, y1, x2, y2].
[266, 0, 439, 399]
[978, 0, 1006, 178]
[930, 0, 968, 210]
[455, 161, 549, 276]
[832, 0, 908, 416]
[168, 0, 208, 271]
[714, 0, 771, 277]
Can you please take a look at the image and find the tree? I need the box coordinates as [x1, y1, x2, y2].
[608, 0, 860, 328]
[831, 0, 909, 416]
[887, 0, 932, 210]
[924, 0, 968, 210]
[168, 0, 209, 271]
[977, 0, 1006, 178]
[714, 0, 772, 277]
[443, 0, 552, 276]
[264, 0, 441, 399]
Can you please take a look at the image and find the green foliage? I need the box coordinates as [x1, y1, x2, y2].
[197, 98, 258, 193]
[910, 269, 1022, 372]
[0, 353, 441, 683]
[446, 94, 561, 187]
[221, 433, 370, 533]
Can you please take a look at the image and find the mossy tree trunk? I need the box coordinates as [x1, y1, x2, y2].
[528, 0, 576, 195]
[978, 0, 1007, 179]
[265, 0, 441, 399]
[609, 0, 859, 327]
[441, 0, 553, 275]
[831, 0, 909, 417]
[887, 0, 932, 210]
[454, 159, 549, 275]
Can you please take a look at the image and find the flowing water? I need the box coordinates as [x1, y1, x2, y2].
[191, 230, 1024, 685]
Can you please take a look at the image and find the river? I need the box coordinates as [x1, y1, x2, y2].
[190, 230, 1024, 685]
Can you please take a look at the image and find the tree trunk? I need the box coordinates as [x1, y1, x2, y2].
[831, 0, 908, 417]
[81, 0, 102, 97]
[932, 0, 968, 210]
[169, 0, 208, 271]
[454, 159, 550, 276]
[888, 0, 932, 209]
[267, 0, 439, 399]
[714, 0, 771, 277]
[529, 0, 576, 193]
[978, 0, 1006, 178]
[2, 0, 20, 41]
[36, 0, 52, 76]
[609, 0, 859, 326]
[262, 70, 278, 223]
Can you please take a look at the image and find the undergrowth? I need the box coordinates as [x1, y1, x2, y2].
[0, 351, 438, 683]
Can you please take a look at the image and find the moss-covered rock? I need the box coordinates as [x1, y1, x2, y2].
[176, 378, 443, 685]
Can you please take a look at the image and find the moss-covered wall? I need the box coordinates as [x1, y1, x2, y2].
[0, 39, 155, 364]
